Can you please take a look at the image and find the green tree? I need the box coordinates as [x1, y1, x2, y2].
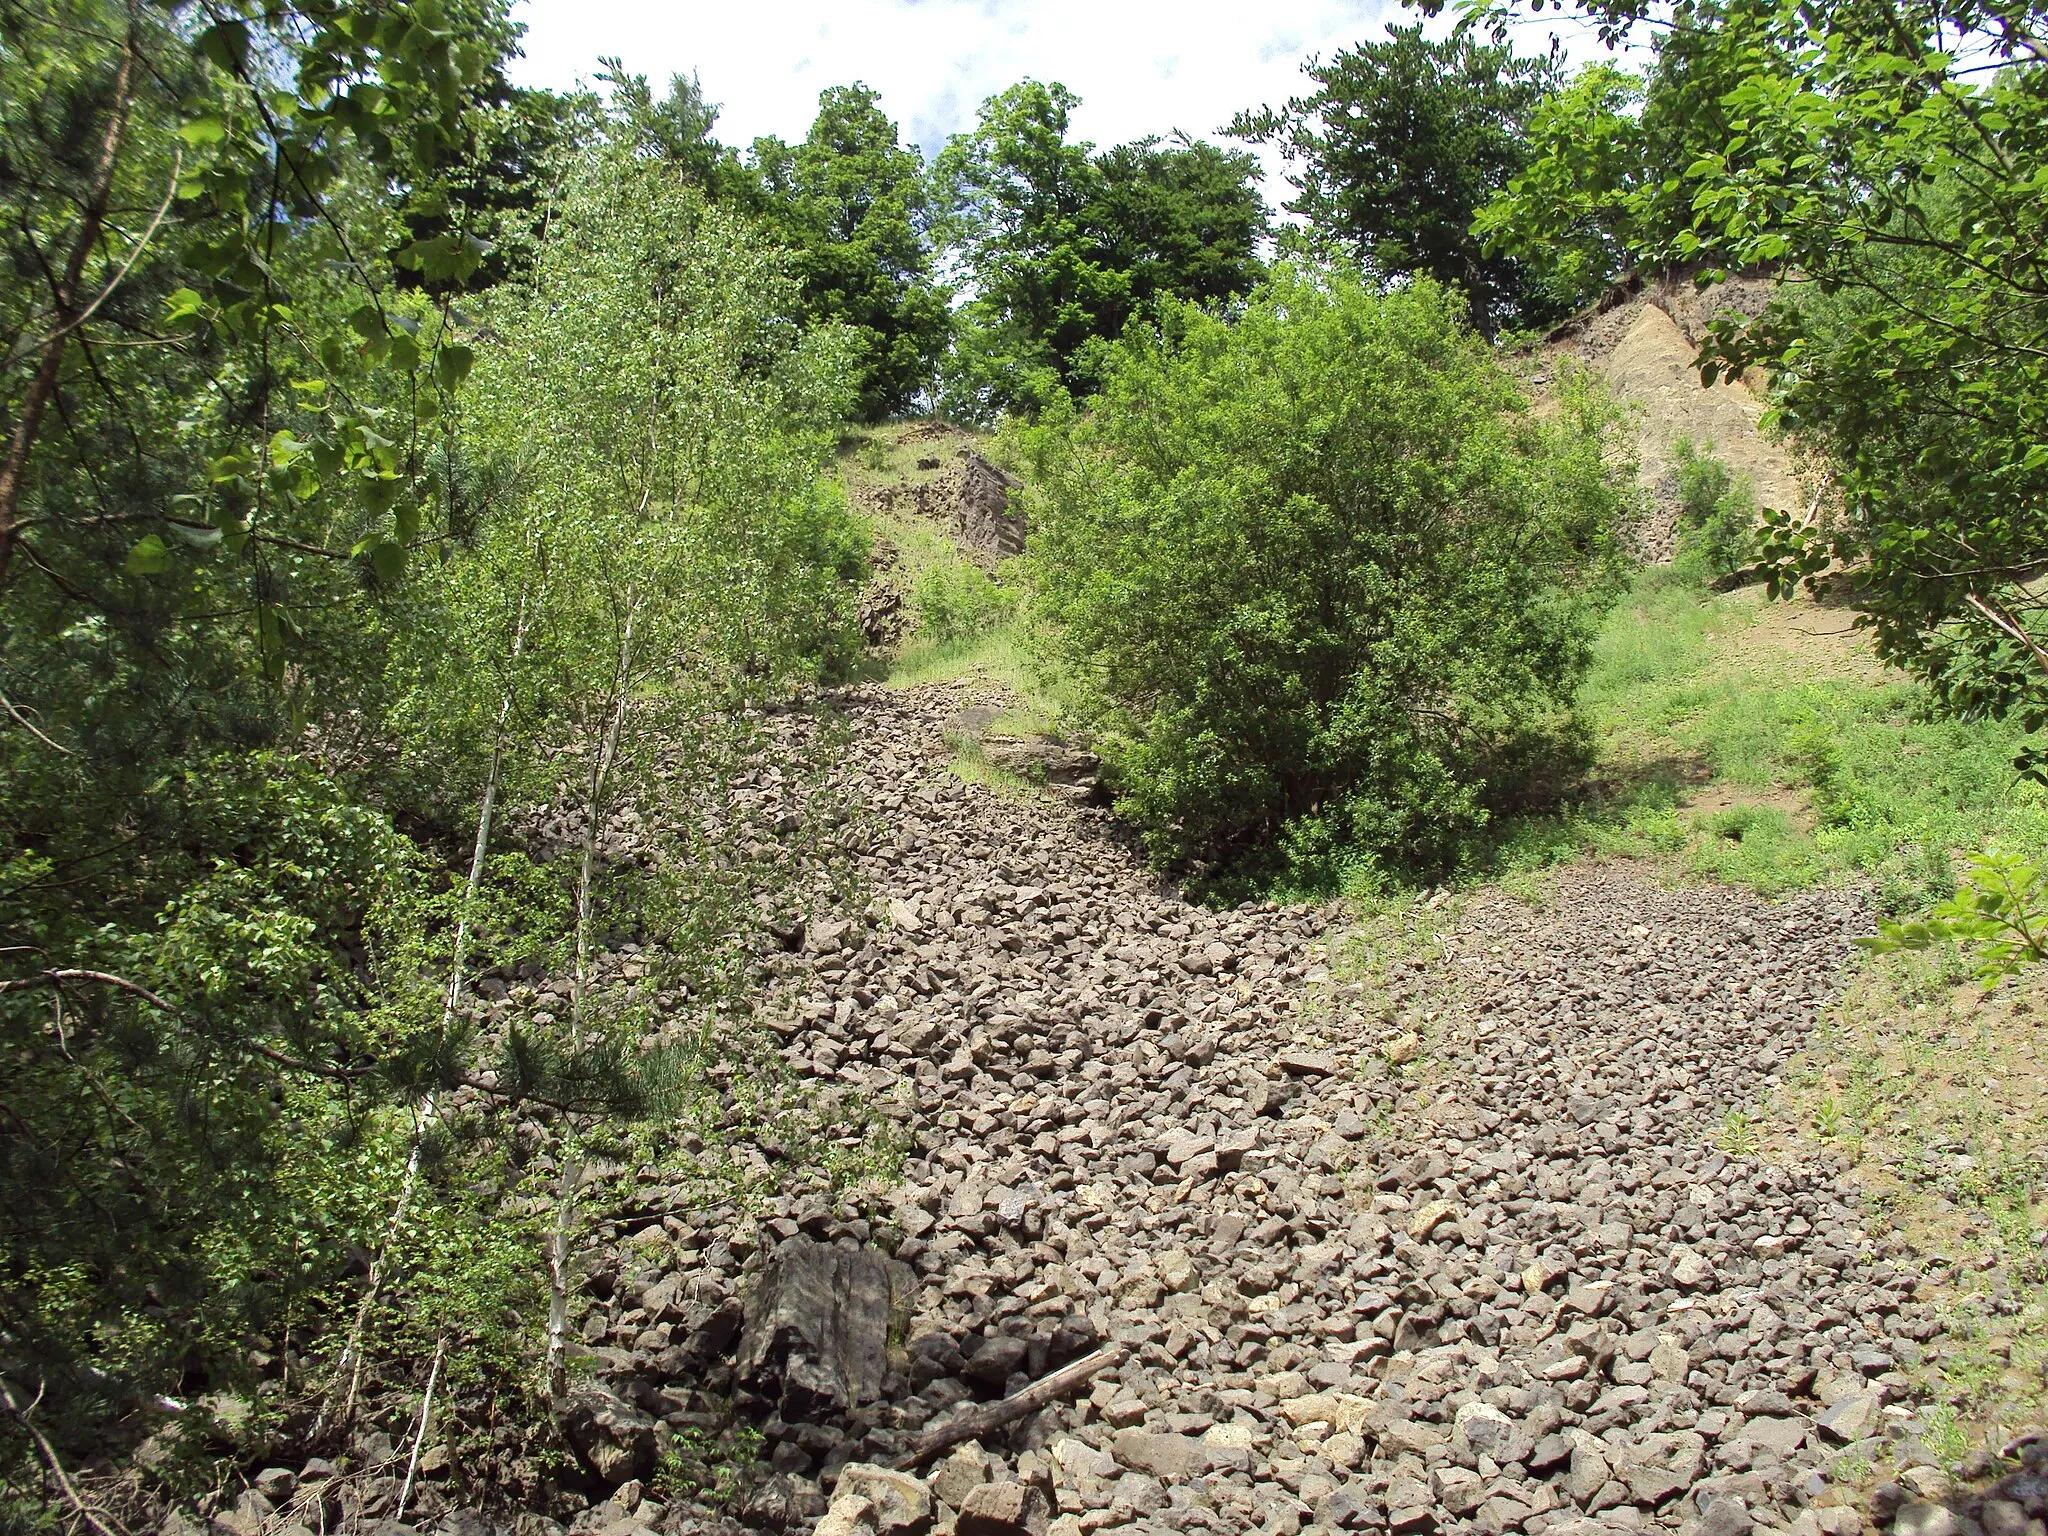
[1472, 3, 1753, 311]
[752, 84, 951, 420]
[1469, 63, 1648, 315]
[597, 61, 761, 204]
[446, 121, 866, 1398]
[1021, 266, 1630, 886]
[1090, 134, 1269, 325]
[935, 81, 1268, 420]
[0, 0, 517, 1477]
[398, 85, 583, 294]
[0, 0, 870, 1498]
[1231, 23, 1562, 336]
[1467, 0, 2048, 773]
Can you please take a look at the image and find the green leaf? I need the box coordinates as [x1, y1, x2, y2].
[434, 343, 474, 391]
[178, 116, 227, 148]
[126, 534, 173, 575]
[362, 540, 406, 581]
[195, 20, 251, 74]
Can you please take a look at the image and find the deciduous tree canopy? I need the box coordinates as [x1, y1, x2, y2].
[935, 81, 1268, 420]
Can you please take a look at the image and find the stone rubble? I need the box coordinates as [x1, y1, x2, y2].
[325, 680, 1996, 1536]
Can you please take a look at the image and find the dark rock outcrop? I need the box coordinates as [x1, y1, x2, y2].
[735, 1237, 912, 1422]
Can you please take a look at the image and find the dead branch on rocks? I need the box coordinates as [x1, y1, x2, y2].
[889, 1343, 1125, 1471]
[0, 1377, 125, 1536]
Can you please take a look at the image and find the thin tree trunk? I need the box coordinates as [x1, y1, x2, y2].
[394, 1335, 445, 1523]
[572, 605, 637, 1027]
[315, 601, 529, 1441]
[0, 23, 135, 587]
[546, 602, 638, 1401]
[444, 593, 529, 1027]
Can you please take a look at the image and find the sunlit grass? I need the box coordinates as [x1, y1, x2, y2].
[1489, 569, 2048, 903]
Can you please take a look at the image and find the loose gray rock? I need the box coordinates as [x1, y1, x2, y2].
[735, 1238, 912, 1421]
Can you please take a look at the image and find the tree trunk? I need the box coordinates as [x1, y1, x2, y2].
[315, 602, 529, 1440]
[546, 601, 638, 1400]
[0, 25, 136, 588]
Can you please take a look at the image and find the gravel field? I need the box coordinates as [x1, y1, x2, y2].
[440, 677, 2022, 1536]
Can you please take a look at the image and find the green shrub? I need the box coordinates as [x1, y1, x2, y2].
[1022, 265, 1631, 883]
[1669, 437, 1758, 585]
[910, 558, 1019, 646]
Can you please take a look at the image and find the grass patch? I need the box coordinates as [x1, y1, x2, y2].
[885, 620, 1036, 692]
[1489, 570, 2048, 905]
[942, 730, 1037, 799]
[1768, 948, 2048, 1456]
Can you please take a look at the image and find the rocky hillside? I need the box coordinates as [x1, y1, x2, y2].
[221, 672, 2046, 1536]
[200, 312, 2047, 1536]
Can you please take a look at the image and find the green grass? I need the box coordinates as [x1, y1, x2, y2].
[942, 731, 1038, 798]
[882, 619, 1036, 691]
[1489, 569, 2048, 906]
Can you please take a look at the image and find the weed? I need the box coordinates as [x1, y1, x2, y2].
[1867, 845, 2048, 983]
[655, 1419, 764, 1507]
[910, 559, 1019, 646]
[1669, 437, 1760, 586]
[1816, 1096, 1847, 1138]
[1922, 1403, 1971, 1465]
[1717, 1108, 1762, 1157]
[1329, 890, 1463, 1026]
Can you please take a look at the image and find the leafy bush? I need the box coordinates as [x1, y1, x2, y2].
[1022, 266, 1631, 884]
[1866, 846, 2048, 983]
[910, 558, 1019, 646]
[1668, 437, 1758, 585]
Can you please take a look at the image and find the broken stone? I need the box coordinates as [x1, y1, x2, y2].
[957, 1480, 1051, 1536]
[831, 1465, 935, 1535]
[735, 1237, 912, 1420]
[558, 1385, 657, 1487]
[1111, 1429, 1206, 1481]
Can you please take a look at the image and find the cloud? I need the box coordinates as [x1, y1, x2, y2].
[505, 0, 1599, 198]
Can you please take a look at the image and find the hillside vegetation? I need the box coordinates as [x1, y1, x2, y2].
[5, 0, 2048, 1530]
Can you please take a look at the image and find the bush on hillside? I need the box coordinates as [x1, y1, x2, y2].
[911, 558, 1020, 646]
[1022, 267, 1632, 884]
[1669, 437, 1758, 586]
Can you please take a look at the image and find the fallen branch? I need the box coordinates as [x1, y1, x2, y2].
[395, 1336, 445, 1523]
[0, 1376, 126, 1536]
[889, 1343, 1126, 1471]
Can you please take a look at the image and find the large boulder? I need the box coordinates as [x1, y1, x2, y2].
[736, 1237, 913, 1421]
[954, 452, 1025, 558]
[558, 1384, 657, 1487]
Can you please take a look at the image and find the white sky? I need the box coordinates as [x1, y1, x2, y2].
[504, 0, 1613, 204]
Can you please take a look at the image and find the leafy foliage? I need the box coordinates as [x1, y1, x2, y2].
[1669, 438, 1759, 586]
[1471, 3, 1751, 309]
[910, 558, 1019, 646]
[1866, 846, 2048, 982]
[0, 6, 869, 1496]
[1232, 24, 1564, 335]
[1465, 0, 2048, 778]
[753, 85, 952, 421]
[934, 82, 1268, 420]
[1021, 267, 1631, 885]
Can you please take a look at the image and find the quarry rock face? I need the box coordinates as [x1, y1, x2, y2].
[954, 451, 1026, 558]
